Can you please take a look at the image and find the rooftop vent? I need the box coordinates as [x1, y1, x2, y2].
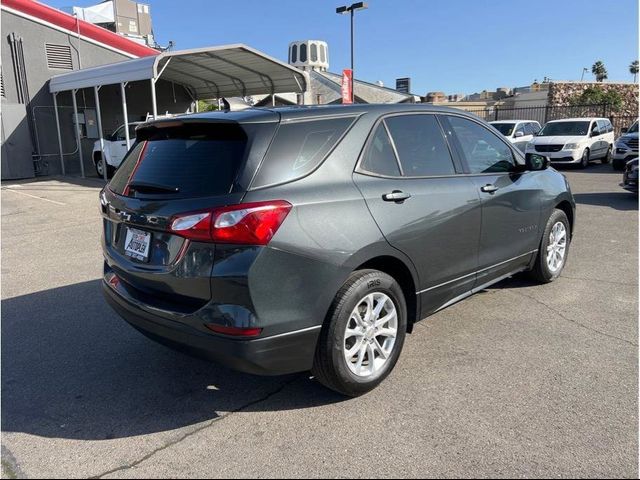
[288, 40, 329, 72]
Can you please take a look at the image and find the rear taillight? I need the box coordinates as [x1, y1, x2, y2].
[169, 200, 292, 245]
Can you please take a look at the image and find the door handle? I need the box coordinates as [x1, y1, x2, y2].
[121, 143, 127, 146]
[382, 190, 411, 202]
[480, 184, 499, 194]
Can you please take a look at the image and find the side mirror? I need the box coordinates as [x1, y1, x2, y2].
[525, 153, 550, 171]
[621, 127, 628, 134]
[514, 131, 524, 138]
[591, 130, 600, 137]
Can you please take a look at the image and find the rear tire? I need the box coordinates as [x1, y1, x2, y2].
[94, 155, 114, 179]
[528, 209, 571, 283]
[579, 148, 590, 169]
[601, 146, 612, 164]
[312, 269, 407, 397]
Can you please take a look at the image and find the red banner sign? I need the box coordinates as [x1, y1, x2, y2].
[341, 69, 353, 104]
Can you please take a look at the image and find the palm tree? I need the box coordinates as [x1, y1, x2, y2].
[592, 61, 608, 82]
[630, 60, 639, 83]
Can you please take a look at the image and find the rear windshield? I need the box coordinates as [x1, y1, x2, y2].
[109, 123, 247, 198]
[491, 123, 515, 136]
[250, 116, 356, 189]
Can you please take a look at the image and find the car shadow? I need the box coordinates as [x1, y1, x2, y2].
[572, 192, 638, 211]
[1, 280, 345, 440]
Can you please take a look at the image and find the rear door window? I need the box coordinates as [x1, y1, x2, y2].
[359, 123, 402, 177]
[109, 122, 248, 198]
[384, 114, 456, 176]
[251, 116, 355, 188]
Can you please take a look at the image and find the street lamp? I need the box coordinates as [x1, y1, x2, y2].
[336, 2, 368, 103]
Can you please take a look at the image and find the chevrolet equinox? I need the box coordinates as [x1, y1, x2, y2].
[101, 104, 575, 397]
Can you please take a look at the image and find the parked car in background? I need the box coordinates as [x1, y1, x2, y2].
[621, 158, 638, 193]
[526, 117, 615, 168]
[93, 122, 142, 177]
[100, 104, 575, 397]
[612, 120, 639, 171]
[490, 120, 541, 152]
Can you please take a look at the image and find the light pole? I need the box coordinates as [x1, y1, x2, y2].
[581, 67, 588, 81]
[336, 2, 368, 103]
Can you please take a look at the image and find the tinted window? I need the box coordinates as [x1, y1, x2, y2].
[523, 123, 534, 135]
[530, 122, 541, 134]
[291, 44, 297, 63]
[592, 121, 601, 135]
[113, 126, 126, 141]
[252, 117, 355, 188]
[385, 115, 455, 176]
[360, 123, 401, 177]
[109, 123, 247, 198]
[299, 44, 307, 62]
[538, 121, 590, 136]
[492, 123, 515, 137]
[606, 120, 613, 132]
[447, 116, 515, 173]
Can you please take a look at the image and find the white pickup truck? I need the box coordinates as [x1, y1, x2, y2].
[93, 122, 142, 177]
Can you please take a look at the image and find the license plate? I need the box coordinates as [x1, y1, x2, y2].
[124, 227, 151, 261]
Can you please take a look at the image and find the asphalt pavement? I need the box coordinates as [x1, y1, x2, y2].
[1, 164, 637, 478]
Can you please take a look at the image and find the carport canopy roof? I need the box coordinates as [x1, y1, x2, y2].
[49, 44, 308, 99]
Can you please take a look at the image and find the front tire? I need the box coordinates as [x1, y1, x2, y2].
[579, 148, 590, 169]
[613, 158, 625, 171]
[312, 269, 407, 397]
[529, 209, 571, 283]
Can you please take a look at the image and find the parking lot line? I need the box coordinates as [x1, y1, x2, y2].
[1, 187, 67, 206]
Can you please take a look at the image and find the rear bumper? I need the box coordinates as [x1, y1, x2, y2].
[103, 279, 320, 376]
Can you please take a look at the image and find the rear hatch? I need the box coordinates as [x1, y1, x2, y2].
[101, 113, 278, 311]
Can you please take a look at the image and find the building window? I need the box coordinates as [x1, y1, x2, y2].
[45, 44, 73, 70]
[320, 44, 326, 63]
[310, 43, 318, 62]
[300, 43, 307, 63]
[291, 44, 297, 63]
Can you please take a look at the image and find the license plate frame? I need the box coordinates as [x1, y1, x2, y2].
[124, 227, 151, 262]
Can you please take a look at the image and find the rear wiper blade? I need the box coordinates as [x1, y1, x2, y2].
[127, 181, 180, 194]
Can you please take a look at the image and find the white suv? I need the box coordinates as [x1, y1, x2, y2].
[526, 118, 615, 168]
[93, 122, 142, 177]
[490, 120, 541, 152]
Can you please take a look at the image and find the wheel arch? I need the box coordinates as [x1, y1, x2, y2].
[354, 255, 419, 334]
[555, 199, 575, 237]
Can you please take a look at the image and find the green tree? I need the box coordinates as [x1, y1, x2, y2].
[591, 61, 608, 82]
[569, 86, 623, 111]
[630, 60, 639, 83]
[197, 100, 219, 112]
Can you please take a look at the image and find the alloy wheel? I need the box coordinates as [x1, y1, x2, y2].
[343, 292, 398, 378]
[546, 221, 567, 273]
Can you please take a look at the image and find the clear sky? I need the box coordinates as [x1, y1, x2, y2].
[47, 0, 639, 95]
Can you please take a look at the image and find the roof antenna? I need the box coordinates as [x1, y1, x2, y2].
[222, 97, 252, 112]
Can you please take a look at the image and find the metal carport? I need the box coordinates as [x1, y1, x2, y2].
[48, 44, 310, 180]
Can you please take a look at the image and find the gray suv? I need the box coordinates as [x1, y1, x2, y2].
[101, 104, 575, 397]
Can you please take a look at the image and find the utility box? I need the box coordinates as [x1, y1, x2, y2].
[84, 109, 99, 138]
[72, 0, 153, 46]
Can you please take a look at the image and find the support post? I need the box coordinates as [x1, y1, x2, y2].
[121, 82, 131, 149]
[71, 89, 85, 178]
[94, 85, 107, 181]
[150, 78, 158, 119]
[52, 92, 65, 175]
